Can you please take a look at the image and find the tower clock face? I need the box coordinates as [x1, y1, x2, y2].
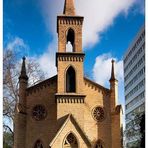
[32, 105, 47, 121]
[92, 106, 105, 122]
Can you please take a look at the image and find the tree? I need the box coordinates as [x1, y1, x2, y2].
[3, 131, 13, 148]
[125, 112, 145, 148]
[3, 49, 46, 146]
[140, 113, 145, 147]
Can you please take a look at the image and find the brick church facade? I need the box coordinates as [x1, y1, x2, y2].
[14, 0, 122, 147]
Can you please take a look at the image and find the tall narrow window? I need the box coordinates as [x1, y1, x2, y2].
[63, 133, 78, 148]
[66, 66, 76, 92]
[34, 140, 43, 148]
[66, 28, 75, 52]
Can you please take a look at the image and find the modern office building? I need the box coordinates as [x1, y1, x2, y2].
[124, 26, 145, 147]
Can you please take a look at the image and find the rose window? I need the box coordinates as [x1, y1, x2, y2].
[32, 105, 47, 121]
[92, 106, 105, 122]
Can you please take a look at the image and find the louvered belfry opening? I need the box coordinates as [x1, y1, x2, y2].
[66, 66, 76, 92]
[66, 28, 75, 52]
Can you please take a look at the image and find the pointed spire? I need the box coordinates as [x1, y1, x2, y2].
[109, 59, 116, 82]
[63, 0, 76, 16]
[19, 57, 28, 80]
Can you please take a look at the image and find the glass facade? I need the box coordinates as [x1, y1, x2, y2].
[123, 26, 145, 147]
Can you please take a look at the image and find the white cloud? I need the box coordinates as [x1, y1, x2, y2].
[35, 0, 63, 77]
[93, 53, 123, 87]
[5, 36, 57, 79]
[38, 0, 64, 35]
[92, 53, 124, 110]
[6, 37, 28, 51]
[75, 0, 136, 48]
[38, 0, 139, 48]
[37, 39, 57, 77]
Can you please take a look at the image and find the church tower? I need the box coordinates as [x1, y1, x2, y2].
[56, 0, 86, 128]
[14, 0, 122, 147]
[56, 0, 85, 96]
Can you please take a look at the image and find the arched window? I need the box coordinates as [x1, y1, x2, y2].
[63, 133, 78, 148]
[34, 140, 43, 148]
[95, 140, 104, 148]
[66, 28, 75, 52]
[66, 66, 76, 92]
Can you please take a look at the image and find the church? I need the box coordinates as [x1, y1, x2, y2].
[14, 0, 122, 147]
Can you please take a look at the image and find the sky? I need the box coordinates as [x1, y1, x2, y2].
[3, 0, 145, 114]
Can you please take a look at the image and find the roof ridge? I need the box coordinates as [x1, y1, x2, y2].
[49, 114, 72, 146]
[27, 75, 57, 90]
[70, 115, 92, 147]
[84, 77, 109, 91]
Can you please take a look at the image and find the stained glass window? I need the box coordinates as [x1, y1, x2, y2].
[64, 133, 78, 148]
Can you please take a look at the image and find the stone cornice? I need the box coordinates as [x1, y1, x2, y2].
[56, 52, 85, 66]
[55, 93, 86, 103]
[57, 15, 84, 33]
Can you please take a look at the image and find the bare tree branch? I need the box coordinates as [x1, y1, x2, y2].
[3, 49, 46, 146]
[3, 125, 14, 138]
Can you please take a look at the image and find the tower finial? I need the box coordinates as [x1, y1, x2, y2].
[109, 59, 116, 82]
[63, 0, 75, 16]
[19, 56, 28, 80]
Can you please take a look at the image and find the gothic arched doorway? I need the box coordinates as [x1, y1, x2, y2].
[34, 140, 43, 148]
[63, 133, 78, 148]
[95, 140, 104, 148]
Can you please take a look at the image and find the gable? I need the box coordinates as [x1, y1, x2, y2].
[49, 114, 91, 148]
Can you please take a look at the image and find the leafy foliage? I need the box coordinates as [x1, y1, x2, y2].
[3, 131, 13, 148]
[125, 112, 145, 148]
[140, 113, 145, 147]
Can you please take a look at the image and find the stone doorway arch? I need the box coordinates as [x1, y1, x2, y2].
[34, 139, 43, 148]
[94, 139, 104, 148]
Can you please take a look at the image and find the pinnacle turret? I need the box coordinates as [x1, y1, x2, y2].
[19, 57, 28, 80]
[109, 59, 116, 82]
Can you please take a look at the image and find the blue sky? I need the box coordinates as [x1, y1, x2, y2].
[4, 0, 145, 108]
